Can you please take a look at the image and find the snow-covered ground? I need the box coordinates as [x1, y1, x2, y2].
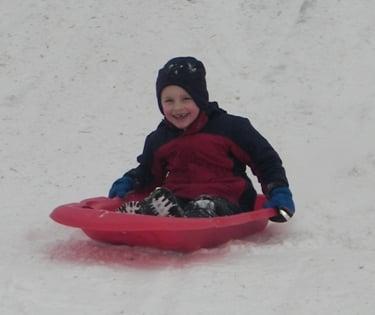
[1, 0, 374, 314]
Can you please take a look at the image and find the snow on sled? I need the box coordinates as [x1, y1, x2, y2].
[50, 193, 277, 252]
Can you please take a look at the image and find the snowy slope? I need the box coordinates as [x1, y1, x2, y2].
[1, 0, 374, 314]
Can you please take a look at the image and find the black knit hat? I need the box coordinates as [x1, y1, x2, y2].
[156, 57, 209, 114]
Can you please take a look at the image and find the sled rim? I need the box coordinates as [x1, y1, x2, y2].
[50, 203, 277, 232]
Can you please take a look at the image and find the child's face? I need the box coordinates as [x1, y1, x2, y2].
[161, 85, 200, 130]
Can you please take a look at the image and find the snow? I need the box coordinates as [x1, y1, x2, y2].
[1, 0, 374, 314]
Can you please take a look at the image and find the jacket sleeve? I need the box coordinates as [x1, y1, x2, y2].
[123, 133, 157, 190]
[231, 117, 289, 195]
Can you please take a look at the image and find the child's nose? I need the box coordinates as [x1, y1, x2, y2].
[174, 101, 184, 111]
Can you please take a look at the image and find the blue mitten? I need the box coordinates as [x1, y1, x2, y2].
[108, 176, 135, 198]
[264, 187, 295, 222]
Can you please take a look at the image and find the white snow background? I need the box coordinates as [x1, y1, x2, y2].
[1, 0, 374, 314]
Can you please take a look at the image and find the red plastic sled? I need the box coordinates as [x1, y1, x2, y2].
[50, 194, 277, 252]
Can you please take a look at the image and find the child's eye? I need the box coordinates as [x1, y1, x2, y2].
[183, 97, 192, 101]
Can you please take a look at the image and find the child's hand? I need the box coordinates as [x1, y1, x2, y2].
[264, 187, 295, 222]
[108, 176, 135, 198]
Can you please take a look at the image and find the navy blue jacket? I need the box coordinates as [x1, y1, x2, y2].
[125, 102, 288, 212]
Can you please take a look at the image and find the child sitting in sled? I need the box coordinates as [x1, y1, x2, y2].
[109, 57, 295, 222]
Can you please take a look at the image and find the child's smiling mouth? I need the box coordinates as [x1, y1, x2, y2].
[173, 113, 189, 120]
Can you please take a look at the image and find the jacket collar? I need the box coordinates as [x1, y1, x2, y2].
[182, 111, 208, 135]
